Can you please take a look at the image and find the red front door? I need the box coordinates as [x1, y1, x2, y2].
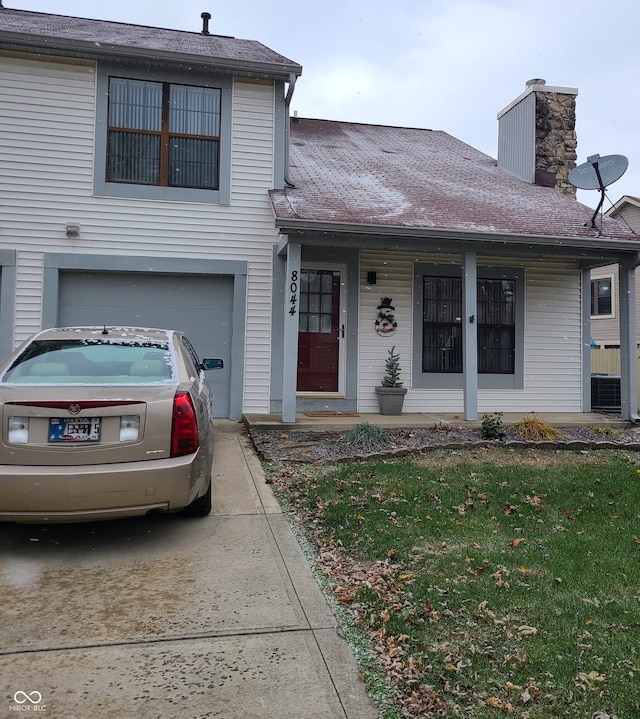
[297, 269, 340, 392]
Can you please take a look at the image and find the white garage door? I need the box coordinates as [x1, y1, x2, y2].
[57, 271, 233, 418]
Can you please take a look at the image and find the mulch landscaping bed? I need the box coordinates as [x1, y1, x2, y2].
[249, 423, 640, 464]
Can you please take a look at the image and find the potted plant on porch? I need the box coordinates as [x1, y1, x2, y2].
[375, 345, 407, 415]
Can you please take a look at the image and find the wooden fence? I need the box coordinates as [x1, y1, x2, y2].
[591, 348, 622, 375]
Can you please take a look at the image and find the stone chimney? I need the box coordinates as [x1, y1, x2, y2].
[497, 79, 578, 199]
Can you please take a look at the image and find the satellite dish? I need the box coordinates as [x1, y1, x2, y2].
[569, 153, 629, 229]
[569, 154, 628, 190]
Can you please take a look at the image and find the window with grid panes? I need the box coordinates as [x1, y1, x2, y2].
[298, 270, 335, 334]
[107, 78, 221, 189]
[422, 276, 515, 373]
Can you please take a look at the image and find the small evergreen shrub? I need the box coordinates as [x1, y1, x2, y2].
[381, 346, 403, 388]
[481, 412, 504, 440]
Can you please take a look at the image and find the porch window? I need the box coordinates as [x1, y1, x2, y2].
[107, 78, 221, 190]
[591, 277, 612, 316]
[422, 276, 516, 374]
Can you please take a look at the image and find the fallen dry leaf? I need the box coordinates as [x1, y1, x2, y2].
[507, 538, 525, 549]
[575, 670, 607, 690]
[485, 696, 515, 713]
[517, 625, 538, 637]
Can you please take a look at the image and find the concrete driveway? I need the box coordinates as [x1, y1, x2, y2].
[0, 421, 378, 719]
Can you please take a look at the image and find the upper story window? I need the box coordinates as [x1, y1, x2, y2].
[107, 79, 221, 190]
[591, 277, 612, 316]
[94, 64, 232, 204]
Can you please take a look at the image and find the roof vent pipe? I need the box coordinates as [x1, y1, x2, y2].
[201, 12, 211, 36]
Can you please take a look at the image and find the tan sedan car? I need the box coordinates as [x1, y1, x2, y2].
[0, 327, 222, 523]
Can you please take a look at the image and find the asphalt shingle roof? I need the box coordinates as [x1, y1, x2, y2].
[0, 8, 301, 74]
[271, 118, 636, 242]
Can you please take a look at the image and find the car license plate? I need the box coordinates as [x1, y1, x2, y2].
[49, 417, 101, 442]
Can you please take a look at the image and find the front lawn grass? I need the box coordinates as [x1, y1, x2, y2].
[269, 449, 640, 718]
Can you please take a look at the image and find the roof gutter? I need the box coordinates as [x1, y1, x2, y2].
[0, 30, 303, 80]
[274, 217, 640, 256]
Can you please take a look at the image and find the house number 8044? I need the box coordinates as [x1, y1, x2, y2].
[289, 270, 298, 316]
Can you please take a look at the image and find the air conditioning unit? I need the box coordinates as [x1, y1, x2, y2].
[591, 374, 621, 412]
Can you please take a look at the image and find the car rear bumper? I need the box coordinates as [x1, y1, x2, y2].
[0, 454, 207, 523]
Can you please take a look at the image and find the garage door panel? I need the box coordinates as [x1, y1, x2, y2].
[57, 271, 233, 418]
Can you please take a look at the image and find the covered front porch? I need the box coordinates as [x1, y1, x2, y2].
[273, 226, 640, 425]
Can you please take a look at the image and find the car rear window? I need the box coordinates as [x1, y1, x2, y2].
[2, 340, 175, 385]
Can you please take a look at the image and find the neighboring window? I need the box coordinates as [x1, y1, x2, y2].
[422, 276, 515, 374]
[107, 78, 221, 190]
[591, 278, 612, 316]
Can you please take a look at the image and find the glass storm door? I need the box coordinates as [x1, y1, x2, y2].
[297, 269, 341, 392]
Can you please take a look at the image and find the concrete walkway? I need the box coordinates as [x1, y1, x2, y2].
[212, 419, 379, 719]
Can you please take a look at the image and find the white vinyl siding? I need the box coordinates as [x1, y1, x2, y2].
[0, 55, 280, 414]
[520, 261, 582, 412]
[359, 251, 582, 414]
[358, 252, 413, 412]
[233, 81, 277, 412]
[14, 251, 44, 344]
[0, 55, 96, 201]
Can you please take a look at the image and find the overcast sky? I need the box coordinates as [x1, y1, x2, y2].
[6, 0, 639, 212]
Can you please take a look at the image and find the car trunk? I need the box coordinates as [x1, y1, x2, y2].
[0, 384, 178, 466]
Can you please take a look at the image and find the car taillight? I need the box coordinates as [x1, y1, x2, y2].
[171, 391, 199, 457]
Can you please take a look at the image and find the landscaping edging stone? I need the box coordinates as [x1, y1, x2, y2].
[249, 425, 640, 465]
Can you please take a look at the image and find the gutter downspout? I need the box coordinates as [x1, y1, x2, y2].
[284, 73, 297, 188]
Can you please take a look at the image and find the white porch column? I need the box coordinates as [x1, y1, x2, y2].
[282, 242, 302, 422]
[618, 261, 637, 420]
[462, 251, 478, 420]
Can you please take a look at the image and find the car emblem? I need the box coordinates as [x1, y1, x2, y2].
[68, 403, 81, 415]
